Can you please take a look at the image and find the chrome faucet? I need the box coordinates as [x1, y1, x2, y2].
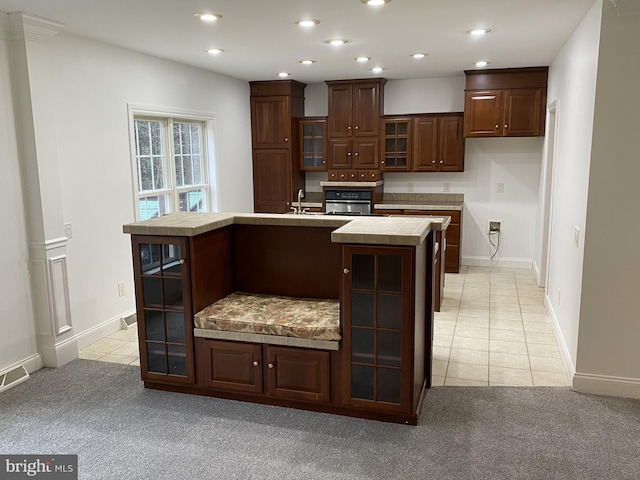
[290, 188, 305, 214]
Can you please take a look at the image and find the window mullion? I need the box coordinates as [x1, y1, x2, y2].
[166, 118, 178, 213]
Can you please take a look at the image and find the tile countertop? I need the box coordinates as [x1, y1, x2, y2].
[122, 212, 449, 246]
[376, 193, 464, 211]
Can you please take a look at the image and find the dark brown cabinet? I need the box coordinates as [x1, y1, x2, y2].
[250, 80, 306, 213]
[381, 114, 464, 173]
[326, 79, 385, 172]
[341, 244, 426, 418]
[197, 339, 331, 403]
[299, 117, 327, 171]
[380, 117, 412, 172]
[132, 236, 194, 385]
[463, 67, 548, 138]
[413, 114, 464, 172]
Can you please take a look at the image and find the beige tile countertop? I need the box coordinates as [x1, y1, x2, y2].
[123, 212, 449, 246]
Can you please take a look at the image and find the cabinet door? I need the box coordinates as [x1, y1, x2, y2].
[353, 82, 382, 137]
[503, 89, 542, 137]
[266, 346, 330, 402]
[464, 90, 502, 137]
[328, 138, 353, 170]
[197, 339, 263, 394]
[353, 137, 379, 170]
[438, 115, 465, 172]
[299, 119, 327, 171]
[327, 83, 353, 137]
[412, 116, 438, 172]
[133, 236, 194, 385]
[342, 246, 413, 413]
[250, 96, 291, 148]
[381, 118, 412, 172]
[253, 149, 291, 213]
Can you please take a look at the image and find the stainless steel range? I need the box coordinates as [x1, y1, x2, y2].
[324, 189, 372, 215]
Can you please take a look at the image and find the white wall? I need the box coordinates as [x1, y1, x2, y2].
[29, 32, 252, 346]
[0, 16, 39, 373]
[574, 1, 640, 395]
[306, 77, 543, 268]
[544, 0, 602, 372]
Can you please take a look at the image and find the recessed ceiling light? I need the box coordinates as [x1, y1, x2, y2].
[411, 53, 428, 59]
[295, 19, 320, 27]
[475, 61, 490, 68]
[355, 57, 371, 63]
[468, 28, 491, 36]
[278, 72, 290, 78]
[325, 39, 349, 47]
[361, 0, 392, 5]
[299, 60, 317, 65]
[205, 48, 224, 55]
[196, 13, 222, 22]
[371, 67, 383, 74]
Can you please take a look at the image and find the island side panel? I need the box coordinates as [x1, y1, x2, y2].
[232, 225, 341, 299]
[190, 227, 234, 313]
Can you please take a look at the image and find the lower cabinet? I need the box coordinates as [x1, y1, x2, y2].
[196, 339, 331, 403]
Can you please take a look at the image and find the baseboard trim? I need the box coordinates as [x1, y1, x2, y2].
[544, 295, 575, 384]
[573, 373, 640, 400]
[462, 255, 533, 270]
[75, 309, 136, 349]
[0, 353, 42, 377]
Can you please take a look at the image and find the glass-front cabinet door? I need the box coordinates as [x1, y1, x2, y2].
[342, 245, 413, 413]
[299, 118, 327, 171]
[132, 236, 194, 385]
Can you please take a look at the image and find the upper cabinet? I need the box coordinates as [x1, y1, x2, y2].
[381, 113, 465, 173]
[463, 67, 548, 138]
[326, 79, 386, 171]
[249, 80, 306, 213]
[327, 79, 385, 138]
[299, 117, 327, 171]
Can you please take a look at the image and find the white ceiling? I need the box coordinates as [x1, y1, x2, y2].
[0, 0, 596, 84]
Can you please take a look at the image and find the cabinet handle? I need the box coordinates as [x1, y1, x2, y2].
[354, 152, 359, 156]
[495, 124, 499, 129]
[253, 360, 259, 367]
[268, 362, 275, 369]
[179, 259, 185, 264]
[440, 161, 444, 164]
[347, 126, 352, 130]
[432, 160, 435, 164]
[286, 202, 290, 206]
[504, 124, 508, 129]
[347, 152, 352, 156]
[354, 126, 359, 130]
[381, 160, 385, 164]
[343, 268, 350, 274]
[284, 137, 289, 142]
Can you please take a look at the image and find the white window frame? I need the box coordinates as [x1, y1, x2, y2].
[127, 104, 219, 221]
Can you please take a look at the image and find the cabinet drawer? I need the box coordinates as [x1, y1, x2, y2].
[426, 210, 460, 224]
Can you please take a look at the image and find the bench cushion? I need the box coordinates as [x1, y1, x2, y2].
[194, 292, 341, 341]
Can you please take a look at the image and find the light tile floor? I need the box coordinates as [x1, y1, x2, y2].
[79, 266, 569, 387]
[78, 327, 140, 366]
[432, 266, 569, 387]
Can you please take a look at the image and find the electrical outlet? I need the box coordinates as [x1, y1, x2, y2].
[497, 183, 505, 194]
[64, 223, 73, 238]
[488, 220, 502, 234]
[407, 182, 414, 193]
[574, 226, 580, 248]
[118, 282, 125, 297]
[443, 183, 450, 193]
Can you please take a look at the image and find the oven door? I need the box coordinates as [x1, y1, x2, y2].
[325, 200, 371, 215]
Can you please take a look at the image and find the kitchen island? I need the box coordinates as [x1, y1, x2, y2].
[123, 212, 448, 424]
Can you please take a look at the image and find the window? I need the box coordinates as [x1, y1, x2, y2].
[129, 108, 214, 221]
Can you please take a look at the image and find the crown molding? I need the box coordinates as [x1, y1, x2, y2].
[609, 0, 640, 16]
[8, 11, 65, 44]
